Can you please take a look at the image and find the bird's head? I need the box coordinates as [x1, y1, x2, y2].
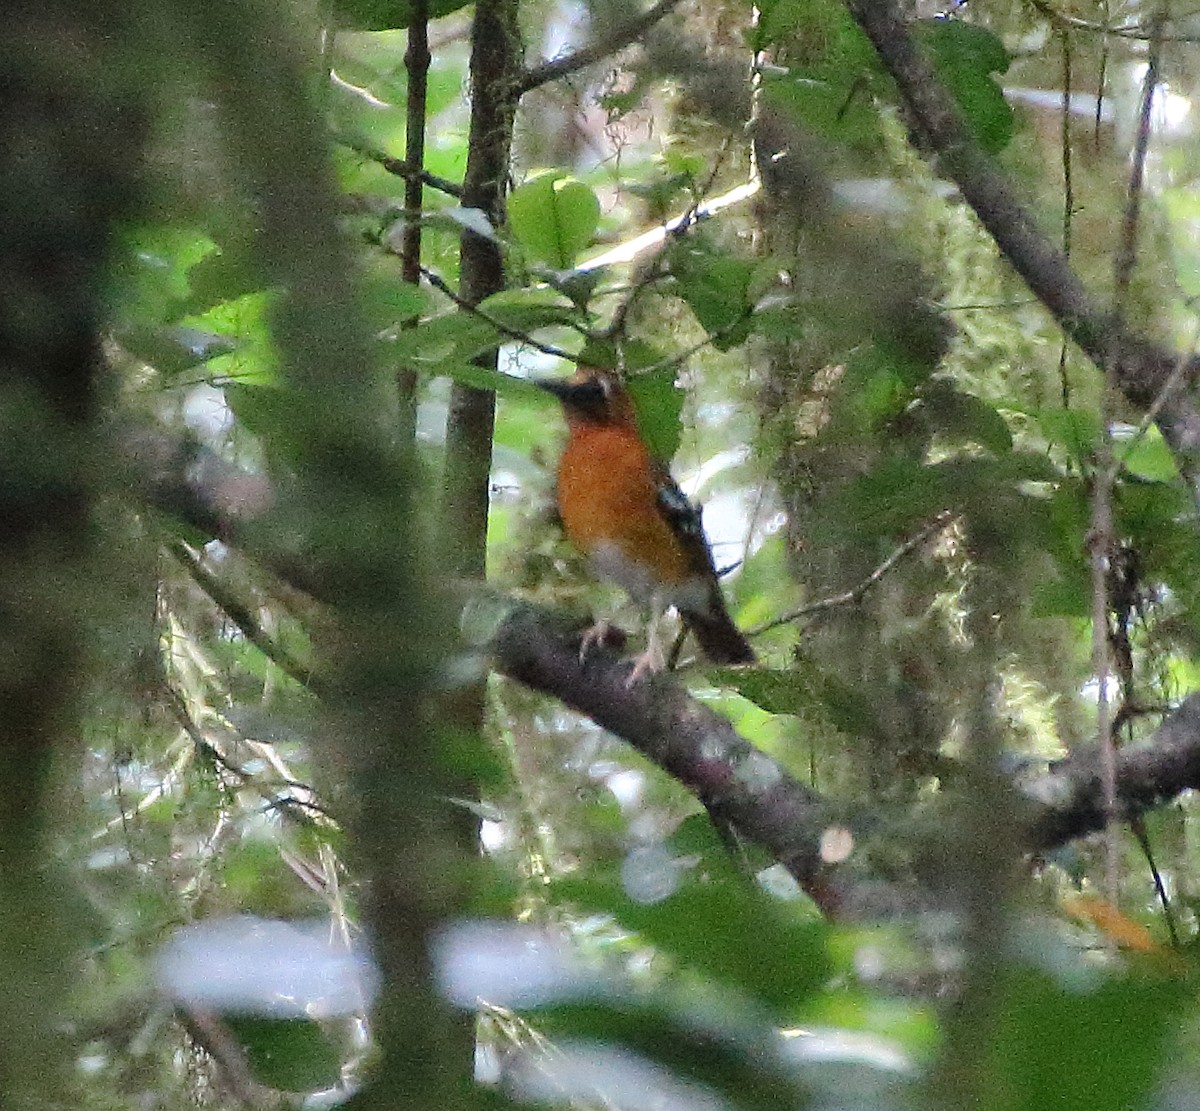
[535, 366, 638, 429]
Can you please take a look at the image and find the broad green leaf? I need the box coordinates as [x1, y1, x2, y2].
[112, 224, 217, 324]
[388, 291, 579, 370]
[1115, 424, 1180, 482]
[921, 381, 1013, 453]
[1031, 406, 1102, 464]
[118, 325, 236, 378]
[751, 0, 877, 69]
[224, 1016, 342, 1093]
[388, 309, 497, 367]
[724, 667, 819, 717]
[550, 874, 830, 1017]
[477, 286, 584, 334]
[360, 266, 428, 331]
[434, 361, 542, 394]
[627, 367, 685, 461]
[330, 0, 471, 30]
[988, 964, 1186, 1111]
[762, 71, 882, 147]
[917, 20, 1013, 154]
[667, 241, 754, 350]
[509, 173, 601, 270]
[725, 662, 884, 738]
[575, 338, 668, 372]
[183, 247, 269, 319]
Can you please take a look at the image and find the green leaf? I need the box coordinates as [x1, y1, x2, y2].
[988, 965, 1186, 1111]
[550, 874, 830, 1018]
[477, 287, 583, 335]
[387, 291, 578, 372]
[359, 266, 428, 331]
[435, 361, 541, 394]
[224, 1016, 342, 1093]
[762, 70, 882, 147]
[667, 241, 754, 350]
[183, 246, 269, 319]
[1031, 406, 1102, 465]
[330, 0, 471, 31]
[1114, 424, 1180, 482]
[575, 338, 667, 372]
[725, 668, 819, 717]
[627, 368, 685, 461]
[508, 173, 601, 270]
[726, 662, 886, 739]
[917, 20, 1013, 154]
[921, 381, 1013, 453]
[118, 325, 236, 378]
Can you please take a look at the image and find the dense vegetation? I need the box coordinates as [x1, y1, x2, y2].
[7, 0, 1200, 1107]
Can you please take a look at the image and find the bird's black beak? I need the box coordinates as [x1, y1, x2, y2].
[533, 375, 609, 416]
[532, 376, 574, 401]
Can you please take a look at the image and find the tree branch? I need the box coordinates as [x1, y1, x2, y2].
[490, 602, 847, 915]
[841, 0, 1200, 505]
[335, 134, 463, 199]
[515, 0, 687, 96]
[125, 426, 1200, 914]
[167, 539, 316, 691]
[753, 512, 952, 635]
[1025, 694, 1200, 851]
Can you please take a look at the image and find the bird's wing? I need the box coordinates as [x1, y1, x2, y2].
[652, 463, 719, 580]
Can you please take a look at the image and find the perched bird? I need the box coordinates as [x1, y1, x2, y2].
[538, 366, 755, 678]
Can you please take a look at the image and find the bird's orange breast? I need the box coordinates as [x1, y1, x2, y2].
[556, 424, 696, 594]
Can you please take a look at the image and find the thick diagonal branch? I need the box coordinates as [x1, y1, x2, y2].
[491, 603, 846, 915]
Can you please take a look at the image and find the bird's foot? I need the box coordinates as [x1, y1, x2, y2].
[624, 621, 666, 687]
[577, 619, 626, 661]
[625, 647, 665, 687]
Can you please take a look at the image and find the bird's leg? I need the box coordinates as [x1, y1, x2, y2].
[625, 596, 668, 687]
[578, 619, 615, 662]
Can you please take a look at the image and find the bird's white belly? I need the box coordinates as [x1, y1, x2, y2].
[589, 541, 710, 613]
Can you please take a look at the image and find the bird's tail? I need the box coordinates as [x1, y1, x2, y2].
[682, 592, 756, 665]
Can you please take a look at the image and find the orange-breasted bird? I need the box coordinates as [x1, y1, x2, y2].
[538, 366, 756, 677]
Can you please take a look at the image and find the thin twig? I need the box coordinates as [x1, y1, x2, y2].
[334, 134, 463, 198]
[1058, 26, 1074, 409]
[752, 512, 953, 636]
[419, 265, 581, 361]
[1028, 0, 1200, 41]
[1090, 9, 1164, 907]
[515, 0, 687, 95]
[603, 138, 737, 342]
[168, 540, 315, 690]
[401, 7, 431, 284]
[398, 4, 431, 436]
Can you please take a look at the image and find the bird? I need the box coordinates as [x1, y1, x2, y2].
[537, 365, 756, 680]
